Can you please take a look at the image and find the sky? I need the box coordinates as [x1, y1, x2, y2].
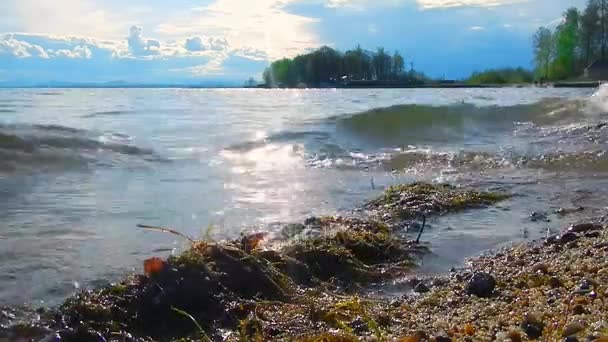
[0, 0, 587, 85]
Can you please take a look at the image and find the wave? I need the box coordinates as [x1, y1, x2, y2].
[0, 124, 162, 172]
[332, 99, 589, 145]
[225, 131, 331, 152]
[81, 110, 134, 118]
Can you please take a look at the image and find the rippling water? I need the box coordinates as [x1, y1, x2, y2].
[1, 87, 607, 306]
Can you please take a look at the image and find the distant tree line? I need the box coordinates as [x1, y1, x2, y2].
[263, 46, 425, 87]
[465, 67, 534, 85]
[533, 0, 608, 80]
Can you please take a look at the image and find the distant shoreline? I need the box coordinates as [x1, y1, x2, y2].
[0, 81, 601, 89]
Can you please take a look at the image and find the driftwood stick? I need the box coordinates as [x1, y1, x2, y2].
[415, 215, 426, 244]
[137, 224, 196, 243]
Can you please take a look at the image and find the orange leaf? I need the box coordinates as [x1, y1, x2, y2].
[144, 257, 165, 275]
[241, 232, 268, 251]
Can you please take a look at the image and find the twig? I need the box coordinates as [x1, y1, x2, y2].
[137, 224, 196, 243]
[171, 307, 211, 342]
[415, 215, 426, 244]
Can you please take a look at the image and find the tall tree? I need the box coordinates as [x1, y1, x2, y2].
[580, 0, 600, 66]
[599, 0, 608, 58]
[553, 7, 579, 79]
[392, 51, 405, 79]
[533, 27, 554, 79]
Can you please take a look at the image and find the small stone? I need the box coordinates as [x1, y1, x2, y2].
[414, 282, 430, 293]
[572, 305, 586, 315]
[495, 332, 508, 341]
[389, 299, 402, 308]
[559, 232, 579, 244]
[521, 313, 544, 339]
[580, 279, 596, 291]
[564, 337, 579, 342]
[433, 336, 451, 342]
[569, 223, 602, 233]
[532, 263, 549, 274]
[507, 330, 523, 342]
[562, 322, 585, 337]
[466, 272, 496, 298]
[464, 323, 475, 335]
[431, 277, 449, 287]
[350, 317, 369, 335]
[513, 259, 526, 267]
[548, 277, 562, 288]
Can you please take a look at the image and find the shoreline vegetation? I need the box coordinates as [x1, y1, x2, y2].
[254, 1, 608, 90]
[1, 184, 608, 341]
[1, 183, 513, 341]
[3, 184, 607, 341]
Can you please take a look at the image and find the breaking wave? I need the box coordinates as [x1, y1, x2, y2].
[332, 99, 590, 145]
[0, 124, 163, 172]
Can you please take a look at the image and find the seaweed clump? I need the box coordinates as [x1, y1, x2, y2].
[7, 182, 511, 341]
[56, 241, 297, 340]
[366, 182, 509, 227]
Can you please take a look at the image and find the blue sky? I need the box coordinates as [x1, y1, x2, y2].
[0, 0, 586, 85]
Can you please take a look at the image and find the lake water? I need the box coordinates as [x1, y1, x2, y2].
[1, 87, 607, 306]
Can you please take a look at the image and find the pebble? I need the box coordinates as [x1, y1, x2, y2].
[466, 272, 496, 298]
[507, 330, 523, 342]
[569, 223, 602, 233]
[563, 322, 585, 337]
[532, 263, 549, 274]
[414, 282, 430, 293]
[559, 232, 579, 244]
[520, 313, 544, 339]
[572, 304, 586, 315]
[464, 323, 475, 335]
[549, 276, 562, 288]
[433, 336, 451, 342]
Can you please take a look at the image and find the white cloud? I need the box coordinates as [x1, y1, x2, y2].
[324, 0, 528, 10]
[0, 0, 123, 39]
[209, 38, 229, 51]
[127, 26, 161, 56]
[52, 46, 93, 59]
[469, 26, 486, 30]
[156, 0, 321, 61]
[185, 36, 206, 52]
[0, 35, 49, 58]
[234, 47, 269, 61]
[417, 0, 528, 9]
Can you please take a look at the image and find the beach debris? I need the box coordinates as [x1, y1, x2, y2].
[143, 257, 165, 275]
[240, 232, 268, 252]
[137, 224, 196, 243]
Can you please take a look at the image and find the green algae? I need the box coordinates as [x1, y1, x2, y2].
[367, 182, 510, 223]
